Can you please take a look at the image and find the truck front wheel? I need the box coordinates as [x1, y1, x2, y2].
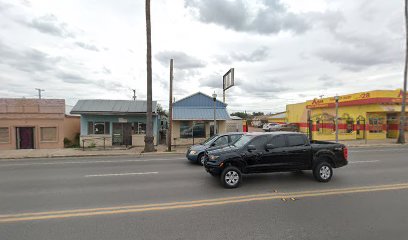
[221, 166, 242, 188]
[313, 162, 333, 182]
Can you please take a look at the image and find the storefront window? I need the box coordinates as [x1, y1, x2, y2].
[368, 117, 383, 133]
[346, 119, 354, 133]
[193, 123, 205, 138]
[90, 122, 110, 135]
[180, 121, 205, 138]
[40, 127, 57, 141]
[180, 121, 191, 138]
[133, 122, 146, 134]
[0, 127, 9, 143]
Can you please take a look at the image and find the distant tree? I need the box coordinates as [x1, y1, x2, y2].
[231, 112, 249, 119]
[156, 103, 168, 117]
[252, 112, 264, 117]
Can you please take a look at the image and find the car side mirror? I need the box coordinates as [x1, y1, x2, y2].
[210, 143, 216, 147]
[265, 144, 275, 150]
[247, 145, 256, 152]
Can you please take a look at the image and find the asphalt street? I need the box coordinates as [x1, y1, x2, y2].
[0, 146, 408, 240]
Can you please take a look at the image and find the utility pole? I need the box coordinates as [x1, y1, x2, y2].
[35, 88, 44, 99]
[212, 92, 217, 135]
[132, 89, 136, 100]
[398, 0, 408, 144]
[335, 95, 339, 143]
[168, 59, 173, 152]
[144, 0, 155, 152]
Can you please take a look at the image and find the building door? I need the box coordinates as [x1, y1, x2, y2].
[112, 123, 132, 145]
[16, 127, 34, 149]
[112, 123, 123, 145]
[122, 123, 132, 146]
[386, 114, 398, 138]
[356, 116, 365, 140]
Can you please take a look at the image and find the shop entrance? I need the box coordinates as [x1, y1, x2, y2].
[356, 116, 365, 140]
[112, 123, 132, 146]
[386, 113, 398, 138]
[16, 127, 35, 149]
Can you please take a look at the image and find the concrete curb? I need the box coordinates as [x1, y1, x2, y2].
[0, 151, 185, 161]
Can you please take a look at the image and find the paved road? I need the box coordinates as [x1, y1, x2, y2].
[0, 147, 407, 239]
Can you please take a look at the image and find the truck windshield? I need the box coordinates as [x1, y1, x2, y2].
[233, 135, 255, 148]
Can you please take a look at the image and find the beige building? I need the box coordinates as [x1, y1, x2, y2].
[0, 98, 79, 150]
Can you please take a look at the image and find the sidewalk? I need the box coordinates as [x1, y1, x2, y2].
[0, 140, 406, 160]
[0, 145, 189, 160]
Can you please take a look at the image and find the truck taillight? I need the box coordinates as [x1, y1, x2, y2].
[343, 147, 348, 160]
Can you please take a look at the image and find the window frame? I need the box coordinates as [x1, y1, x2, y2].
[0, 127, 10, 143]
[286, 134, 307, 147]
[40, 127, 58, 142]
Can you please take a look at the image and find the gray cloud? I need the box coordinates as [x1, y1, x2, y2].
[317, 74, 343, 87]
[24, 14, 74, 38]
[56, 71, 88, 84]
[316, 31, 403, 71]
[217, 46, 269, 64]
[0, 41, 60, 72]
[237, 78, 289, 94]
[155, 51, 206, 69]
[199, 74, 221, 88]
[75, 41, 99, 51]
[185, 0, 311, 34]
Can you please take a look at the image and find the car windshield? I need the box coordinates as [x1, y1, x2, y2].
[233, 135, 255, 148]
[202, 135, 218, 145]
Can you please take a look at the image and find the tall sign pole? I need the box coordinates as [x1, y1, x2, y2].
[222, 68, 234, 104]
[168, 59, 173, 151]
[398, 0, 408, 144]
[335, 95, 339, 143]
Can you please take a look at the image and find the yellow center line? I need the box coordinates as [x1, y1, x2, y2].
[1, 183, 408, 223]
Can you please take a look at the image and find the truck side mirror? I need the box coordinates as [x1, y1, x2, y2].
[247, 145, 256, 152]
[265, 144, 275, 150]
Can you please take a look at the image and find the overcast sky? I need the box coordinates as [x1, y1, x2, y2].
[0, 0, 404, 113]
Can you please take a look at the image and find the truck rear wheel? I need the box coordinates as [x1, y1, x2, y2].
[313, 162, 333, 182]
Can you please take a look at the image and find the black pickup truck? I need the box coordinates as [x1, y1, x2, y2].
[204, 132, 348, 188]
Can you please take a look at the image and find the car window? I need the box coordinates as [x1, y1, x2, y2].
[248, 136, 267, 150]
[268, 135, 286, 148]
[287, 135, 306, 147]
[213, 136, 228, 146]
[229, 134, 242, 143]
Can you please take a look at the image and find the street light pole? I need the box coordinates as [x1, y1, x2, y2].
[335, 95, 339, 143]
[212, 92, 217, 135]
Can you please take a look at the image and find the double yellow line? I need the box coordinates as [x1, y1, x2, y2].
[1, 182, 408, 223]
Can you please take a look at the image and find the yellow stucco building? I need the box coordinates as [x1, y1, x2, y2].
[286, 89, 407, 141]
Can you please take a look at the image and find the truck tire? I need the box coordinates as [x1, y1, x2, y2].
[220, 166, 242, 188]
[313, 161, 333, 182]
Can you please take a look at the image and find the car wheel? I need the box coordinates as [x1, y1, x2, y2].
[220, 166, 242, 188]
[313, 162, 333, 182]
[198, 153, 205, 166]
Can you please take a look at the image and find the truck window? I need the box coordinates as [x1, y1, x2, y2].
[287, 135, 306, 147]
[268, 135, 286, 148]
[248, 136, 267, 150]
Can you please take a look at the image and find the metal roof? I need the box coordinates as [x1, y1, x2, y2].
[173, 92, 227, 108]
[230, 116, 242, 120]
[70, 100, 157, 114]
[173, 107, 230, 120]
[269, 112, 287, 119]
